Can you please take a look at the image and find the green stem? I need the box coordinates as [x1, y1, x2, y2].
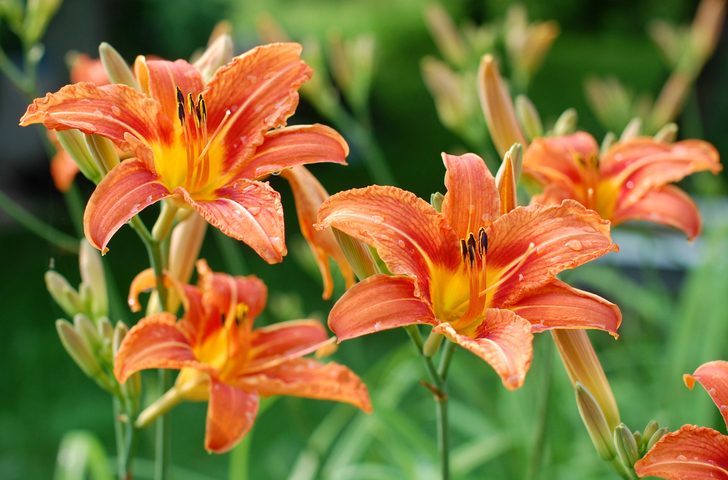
[228, 430, 252, 480]
[0, 189, 79, 252]
[154, 370, 172, 480]
[113, 396, 137, 480]
[63, 184, 85, 237]
[0, 44, 34, 97]
[404, 325, 450, 480]
[526, 339, 554, 480]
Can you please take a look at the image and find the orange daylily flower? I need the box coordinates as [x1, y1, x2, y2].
[635, 360, 728, 479]
[523, 132, 721, 239]
[317, 152, 621, 390]
[115, 260, 371, 453]
[49, 55, 110, 192]
[21, 43, 348, 262]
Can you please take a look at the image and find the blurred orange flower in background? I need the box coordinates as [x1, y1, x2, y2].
[523, 133, 721, 239]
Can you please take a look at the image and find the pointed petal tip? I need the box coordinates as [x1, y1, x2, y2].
[684, 373, 696, 390]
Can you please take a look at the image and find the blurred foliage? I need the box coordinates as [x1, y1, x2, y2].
[1, 0, 727, 479]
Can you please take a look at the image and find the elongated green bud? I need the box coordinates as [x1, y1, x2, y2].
[99, 42, 138, 89]
[73, 314, 100, 348]
[575, 383, 615, 460]
[112, 321, 129, 358]
[646, 427, 668, 451]
[430, 192, 445, 213]
[515, 95, 543, 139]
[641, 420, 659, 449]
[333, 228, 379, 280]
[55, 130, 102, 184]
[22, 0, 61, 45]
[79, 240, 108, 318]
[614, 423, 639, 469]
[194, 34, 233, 82]
[654, 123, 678, 143]
[84, 134, 119, 175]
[620, 118, 642, 142]
[45, 271, 82, 317]
[552, 108, 577, 135]
[56, 319, 102, 379]
[600, 132, 616, 157]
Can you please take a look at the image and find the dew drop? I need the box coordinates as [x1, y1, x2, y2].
[373, 321, 383, 331]
[397, 240, 406, 248]
[145, 195, 153, 203]
[565, 239, 583, 251]
[720, 405, 728, 413]
[247, 206, 261, 215]
[518, 273, 524, 282]
[676, 455, 687, 461]
[111, 105, 121, 116]
[625, 180, 635, 189]
[371, 215, 384, 224]
[269, 236, 284, 251]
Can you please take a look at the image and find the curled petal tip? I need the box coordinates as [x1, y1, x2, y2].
[683, 373, 696, 390]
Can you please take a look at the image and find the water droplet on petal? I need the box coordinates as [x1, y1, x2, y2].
[676, 455, 687, 461]
[518, 273, 524, 282]
[269, 236, 284, 251]
[111, 105, 121, 116]
[371, 215, 384, 224]
[373, 321, 383, 331]
[565, 239, 583, 251]
[625, 180, 635, 189]
[247, 206, 261, 215]
[397, 240, 406, 248]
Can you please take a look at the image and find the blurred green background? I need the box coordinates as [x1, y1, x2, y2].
[1, 0, 727, 478]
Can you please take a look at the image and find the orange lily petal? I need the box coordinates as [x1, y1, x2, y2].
[50, 149, 78, 192]
[84, 159, 171, 253]
[634, 425, 728, 479]
[127, 267, 188, 313]
[318, 186, 459, 297]
[685, 361, 728, 429]
[114, 313, 209, 383]
[239, 124, 349, 179]
[134, 57, 203, 130]
[604, 138, 721, 207]
[281, 166, 354, 300]
[613, 185, 702, 239]
[203, 43, 311, 171]
[20, 83, 165, 152]
[509, 279, 621, 336]
[523, 132, 599, 191]
[433, 308, 533, 390]
[441, 152, 499, 237]
[328, 274, 437, 341]
[197, 259, 268, 320]
[242, 358, 372, 413]
[178, 179, 285, 264]
[205, 380, 259, 453]
[487, 200, 616, 307]
[246, 320, 331, 372]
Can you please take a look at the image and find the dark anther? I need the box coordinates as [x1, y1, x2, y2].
[187, 92, 196, 116]
[194, 101, 203, 124]
[176, 86, 185, 125]
[460, 239, 468, 262]
[478, 227, 488, 255]
[199, 96, 207, 121]
[467, 233, 477, 267]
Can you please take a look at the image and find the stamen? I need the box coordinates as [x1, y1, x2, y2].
[460, 239, 468, 263]
[192, 109, 233, 190]
[176, 86, 185, 125]
[466, 233, 476, 267]
[478, 228, 488, 256]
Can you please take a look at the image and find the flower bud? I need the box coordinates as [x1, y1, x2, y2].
[645, 427, 668, 451]
[97, 316, 114, 341]
[430, 192, 445, 213]
[552, 108, 577, 135]
[424, 3, 467, 68]
[641, 420, 659, 449]
[614, 423, 639, 469]
[84, 134, 119, 175]
[515, 95, 543, 140]
[421, 57, 469, 133]
[22, 0, 61, 45]
[194, 34, 234, 83]
[496, 144, 522, 215]
[79, 240, 108, 318]
[99, 42, 138, 89]
[333, 228, 379, 280]
[56, 319, 102, 380]
[478, 55, 527, 157]
[600, 132, 616, 157]
[654, 123, 678, 143]
[73, 313, 100, 348]
[45, 270, 82, 318]
[328, 32, 376, 116]
[112, 321, 129, 358]
[620, 118, 642, 142]
[575, 383, 615, 460]
[55, 130, 102, 185]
